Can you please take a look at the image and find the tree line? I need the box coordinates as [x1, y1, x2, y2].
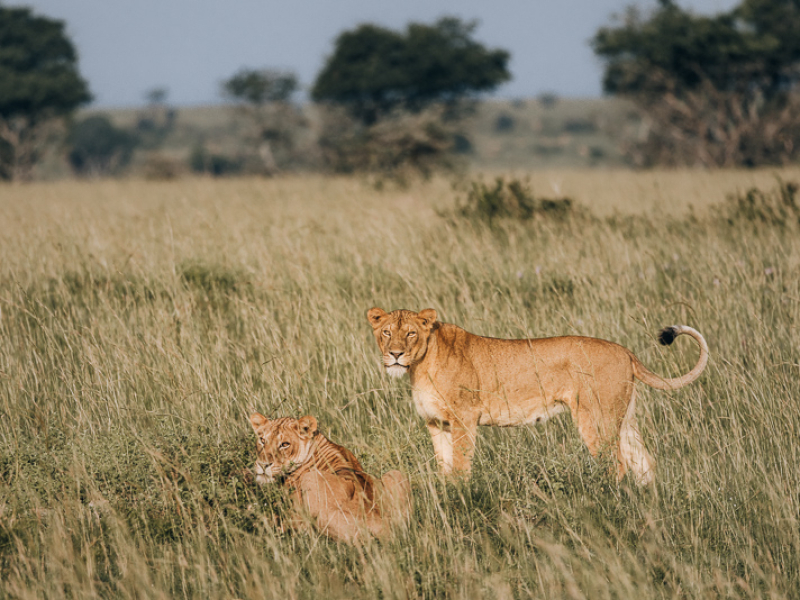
[1, 1, 799, 181]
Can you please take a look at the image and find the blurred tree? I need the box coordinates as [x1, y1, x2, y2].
[593, 0, 800, 167]
[312, 17, 510, 125]
[223, 70, 297, 105]
[67, 115, 136, 177]
[221, 68, 302, 174]
[0, 6, 91, 180]
[144, 87, 168, 106]
[136, 86, 175, 148]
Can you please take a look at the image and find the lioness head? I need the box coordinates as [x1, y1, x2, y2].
[249, 413, 318, 484]
[366, 307, 437, 378]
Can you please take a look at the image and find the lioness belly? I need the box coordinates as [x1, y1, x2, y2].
[412, 385, 568, 427]
[478, 400, 568, 427]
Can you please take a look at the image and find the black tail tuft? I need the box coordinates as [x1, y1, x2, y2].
[658, 326, 678, 346]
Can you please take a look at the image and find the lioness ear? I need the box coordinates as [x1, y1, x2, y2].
[297, 415, 318, 438]
[250, 412, 269, 431]
[367, 307, 388, 328]
[417, 308, 437, 329]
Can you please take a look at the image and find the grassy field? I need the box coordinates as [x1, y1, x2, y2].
[1, 168, 799, 599]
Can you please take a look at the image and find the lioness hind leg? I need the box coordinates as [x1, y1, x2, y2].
[572, 381, 650, 484]
[617, 389, 655, 485]
[297, 471, 365, 544]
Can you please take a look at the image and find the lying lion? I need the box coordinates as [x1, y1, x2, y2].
[249, 413, 412, 543]
[367, 307, 708, 484]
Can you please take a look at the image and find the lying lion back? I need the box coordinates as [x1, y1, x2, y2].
[282, 423, 376, 503]
[250, 413, 411, 542]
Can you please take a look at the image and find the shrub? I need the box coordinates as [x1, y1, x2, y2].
[318, 106, 455, 180]
[179, 261, 249, 296]
[188, 145, 244, 177]
[562, 117, 597, 134]
[141, 154, 184, 180]
[67, 115, 137, 177]
[454, 176, 575, 224]
[723, 178, 800, 228]
[537, 92, 559, 108]
[494, 113, 515, 133]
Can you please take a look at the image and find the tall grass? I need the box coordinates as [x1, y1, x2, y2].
[1, 171, 799, 599]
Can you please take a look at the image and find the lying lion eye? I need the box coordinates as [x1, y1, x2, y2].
[407, 331, 416, 337]
[279, 441, 290, 449]
[382, 329, 391, 337]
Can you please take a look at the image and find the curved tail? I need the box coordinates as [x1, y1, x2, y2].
[633, 326, 709, 390]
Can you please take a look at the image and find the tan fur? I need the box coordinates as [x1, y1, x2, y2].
[249, 413, 412, 543]
[367, 307, 709, 484]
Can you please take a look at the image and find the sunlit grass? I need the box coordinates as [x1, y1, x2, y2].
[1, 170, 799, 599]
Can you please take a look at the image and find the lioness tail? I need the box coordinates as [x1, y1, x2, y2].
[633, 326, 709, 390]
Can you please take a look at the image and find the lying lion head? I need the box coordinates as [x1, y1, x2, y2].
[249, 414, 318, 484]
[367, 307, 437, 378]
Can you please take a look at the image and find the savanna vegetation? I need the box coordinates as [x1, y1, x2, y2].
[593, 0, 800, 167]
[1, 169, 799, 598]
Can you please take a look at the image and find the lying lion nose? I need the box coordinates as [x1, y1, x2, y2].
[390, 351, 403, 358]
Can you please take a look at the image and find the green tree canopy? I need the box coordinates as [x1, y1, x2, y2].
[0, 6, 91, 179]
[592, 0, 800, 167]
[312, 17, 510, 124]
[222, 69, 298, 105]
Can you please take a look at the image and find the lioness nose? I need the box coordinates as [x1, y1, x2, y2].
[390, 351, 403, 358]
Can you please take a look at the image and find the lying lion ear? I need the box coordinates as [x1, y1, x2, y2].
[417, 308, 437, 329]
[297, 415, 318, 438]
[367, 307, 388, 328]
[250, 412, 269, 431]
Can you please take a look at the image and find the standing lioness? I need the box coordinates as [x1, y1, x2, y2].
[367, 307, 708, 484]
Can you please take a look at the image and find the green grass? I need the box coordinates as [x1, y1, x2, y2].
[1, 171, 799, 599]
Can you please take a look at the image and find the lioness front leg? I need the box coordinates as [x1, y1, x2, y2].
[426, 421, 453, 473]
[450, 416, 478, 474]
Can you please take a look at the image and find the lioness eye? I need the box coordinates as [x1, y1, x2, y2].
[407, 331, 416, 337]
[382, 329, 390, 337]
[279, 441, 290, 449]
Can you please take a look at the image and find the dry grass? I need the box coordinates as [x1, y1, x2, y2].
[1, 170, 799, 599]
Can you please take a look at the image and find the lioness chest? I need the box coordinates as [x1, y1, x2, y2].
[411, 385, 447, 422]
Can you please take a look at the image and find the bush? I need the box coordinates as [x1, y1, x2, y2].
[318, 106, 456, 180]
[563, 118, 597, 134]
[723, 178, 800, 228]
[455, 176, 575, 224]
[179, 261, 249, 296]
[67, 115, 137, 177]
[494, 113, 515, 133]
[141, 154, 184, 180]
[537, 92, 559, 108]
[188, 145, 244, 177]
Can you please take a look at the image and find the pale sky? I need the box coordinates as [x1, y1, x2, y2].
[20, 0, 739, 108]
